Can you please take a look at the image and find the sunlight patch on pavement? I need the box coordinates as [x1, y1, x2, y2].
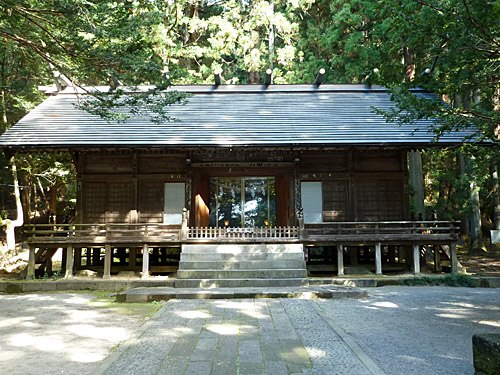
[205, 323, 240, 336]
[441, 302, 477, 309]
[175, 310, 210, 319]
[67, 324, 129, 341]
[477, 320, 500, 328]
[9, 333, 66, 351]
[436, 313, 466, 319]
[0, 316, 35, 328]
[214, 300, 254, 310]
[174, 327, 195, 334]
[64, 309, 102, 322]
[0, 350, 22, 361]
[62, 296, 92, 305]
[305, 346, 327, 358]
[371, 301, 399, 308]
[68, 348, 106, 363]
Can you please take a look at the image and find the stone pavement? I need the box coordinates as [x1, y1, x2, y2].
[94, 298, 384, 375]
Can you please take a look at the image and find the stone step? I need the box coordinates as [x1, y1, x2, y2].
[180, 252, 304, 261]
[175, 278, 309, 288]
[177, 269, 308, 279]
[178, 260, 306, 270]
[181, 244, 304, 254]
[116, 285, 368, 302]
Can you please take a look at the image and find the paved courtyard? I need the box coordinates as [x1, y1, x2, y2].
[1, 287, 500, 374]
[96, 286, 500, 375]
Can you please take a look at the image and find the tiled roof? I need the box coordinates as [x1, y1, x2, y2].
[0, 84, 475, 149]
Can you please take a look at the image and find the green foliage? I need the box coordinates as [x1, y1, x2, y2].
[0, 0, 499, 231]
[401, 274, 479, 287]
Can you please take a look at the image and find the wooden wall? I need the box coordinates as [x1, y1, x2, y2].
[76, 151, 186, 224]
[298, 150, 409, 221]
[75, 149, 409, 225]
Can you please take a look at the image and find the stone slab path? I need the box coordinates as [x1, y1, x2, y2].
[95, 298, 382, 375]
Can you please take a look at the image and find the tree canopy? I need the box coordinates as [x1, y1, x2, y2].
[0, 0, 499, 238]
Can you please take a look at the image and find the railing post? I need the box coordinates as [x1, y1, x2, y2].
[103, 244, 111, 279]
[413, 243, 421, 275]
[65, 244, 74, 279]
[337, 244, 345, 277]
[375, 243, 383, 276]
[181, 208, 188, 240]
[142, 244, 149, 279]
[26, 244, 36, 280]
[299, 217, 305, 239]
[450, 242, 458, 274]
[434, 245, 442, 273]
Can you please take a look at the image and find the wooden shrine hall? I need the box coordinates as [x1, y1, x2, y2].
[0, 83, 473, 283]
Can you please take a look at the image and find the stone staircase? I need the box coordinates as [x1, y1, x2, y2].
[175, 244, 308, 288]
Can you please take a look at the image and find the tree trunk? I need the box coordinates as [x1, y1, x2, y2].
[3, 156, 24, 250]
[466, 155, 483, 253]
[20, 173, 31, 224]
[1, 89, 7, 126]
[408, 150, 425, 219]
[457, 152, 470, 236]
[49, 185, 57, 217]
[403, 45, 415, 82]
[268, 2, 274, 70]
[248, 71, 261, 84]
[491, 163, 500, 231]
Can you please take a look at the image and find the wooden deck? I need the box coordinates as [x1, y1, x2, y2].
[23, 221, 459, 280]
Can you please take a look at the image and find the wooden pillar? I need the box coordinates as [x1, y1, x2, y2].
[450, 242, 458, 274]
[74, 248, 82, 270]
[142, 244, 149, 279]
[398, 246, 405, 263]
[129, 247, 137, 268]
[409, 150, 425, 219]
[45, 249, 53, 275]
[61, 246, 67, 272]
[298, 216, 305, 239]
[375, 243, 383, 276]
[65, 245, 74, 278]
[388, 246, 396, 264]
[413, 243, 421, 274]
[92, 248, 100, 266]
[337, 244, 344, 277]
[349, 246, 358, 265]
[103, 244, 112, 279]
[26, 244, 36, 280]
[434, 245, 442, 273]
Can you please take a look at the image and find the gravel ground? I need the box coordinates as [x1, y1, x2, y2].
[0, 293, 143, 375]
[1, 287, 499, 375]
[316, 286, 500, 375]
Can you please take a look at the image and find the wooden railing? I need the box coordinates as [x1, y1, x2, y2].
[24, 221, 458, 244]
[25, 223, 182, 242]
[303, 221, 459, 241]
[187, 226, 299, 240]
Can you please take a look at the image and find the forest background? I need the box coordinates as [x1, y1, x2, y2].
[0, 0, 499, 252]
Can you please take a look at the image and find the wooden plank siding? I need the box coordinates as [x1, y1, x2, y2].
[77, 149, 410, 227]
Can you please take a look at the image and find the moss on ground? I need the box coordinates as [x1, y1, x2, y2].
[88, 295, 162, 320]
[401, 273, 479, 287]
[39, 289, 162, 320]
